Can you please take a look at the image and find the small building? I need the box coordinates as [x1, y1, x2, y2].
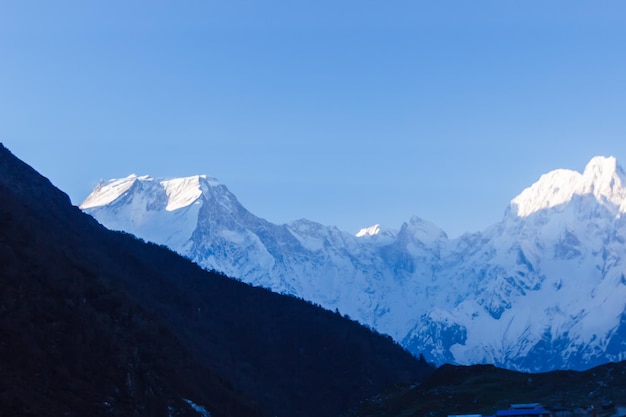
[496, 404, 552, 417]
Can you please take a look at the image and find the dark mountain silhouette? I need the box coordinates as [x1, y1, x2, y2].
[0, 144, 433, 417]
[0, 149, 263, 417]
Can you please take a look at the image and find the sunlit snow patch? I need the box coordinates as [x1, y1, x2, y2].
[80, 174, 145, 209]
[161, 175, 206, 211]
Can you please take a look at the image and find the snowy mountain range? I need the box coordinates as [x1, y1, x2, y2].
[80, 156, 626, 372]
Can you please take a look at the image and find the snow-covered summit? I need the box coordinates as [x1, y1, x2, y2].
[355, 224, 399, 245]
[510, 156, 626, 217]
[80, 174, 225, 252]
[80, 174, 221, 212]
[356, 224, 382, 237]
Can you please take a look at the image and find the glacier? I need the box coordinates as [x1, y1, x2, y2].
[80, 156, 626, 372]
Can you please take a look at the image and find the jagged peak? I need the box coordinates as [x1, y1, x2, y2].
[355, 224, 398, 246]
[356, 224, 382, 237]
[581, 155, 626, 195]
[510, 156, 626, 218]
[584, 155, 620, 175]
[399, 215, 448, 244]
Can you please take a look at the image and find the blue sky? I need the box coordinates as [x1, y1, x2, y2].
[2, 1, 626, 237]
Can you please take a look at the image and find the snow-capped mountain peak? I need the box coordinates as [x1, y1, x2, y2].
[81, 174, 221, 212]
[355, 223, 398, 245]
[581, 155, 626, 205]
[80, 174, 226, 252]
[510, 156, 626, 218]
[356, 224, 382, 237]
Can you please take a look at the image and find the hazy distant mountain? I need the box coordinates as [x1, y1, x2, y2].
[0, 143, 431, 417]
[81, 156, 626, 372]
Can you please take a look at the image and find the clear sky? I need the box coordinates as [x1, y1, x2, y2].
[1, 1, 626, 237]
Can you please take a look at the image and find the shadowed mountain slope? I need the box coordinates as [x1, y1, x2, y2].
[0, 144, 433, 417]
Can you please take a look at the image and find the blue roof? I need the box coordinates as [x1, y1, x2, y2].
[496, 409, 550, 417]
